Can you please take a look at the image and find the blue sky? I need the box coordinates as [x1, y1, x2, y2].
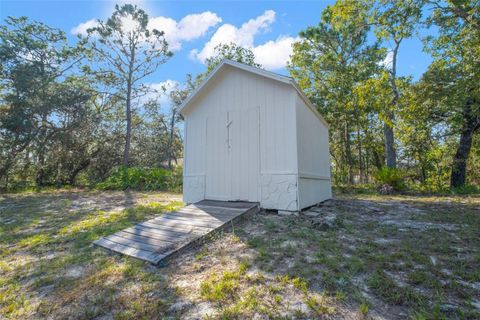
[0, 0, 433, 100]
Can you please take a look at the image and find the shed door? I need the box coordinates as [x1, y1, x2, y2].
[205, 107, 260, 202]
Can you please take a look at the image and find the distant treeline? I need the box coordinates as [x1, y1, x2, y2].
[0, 1, 479, 193]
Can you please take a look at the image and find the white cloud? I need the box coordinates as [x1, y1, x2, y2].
[71, 19, 98, 35]
[145, 79, 180, 106]
[149, 12, 221, 51]
[190, 10, 276, 63]
[252, 36, 299, 70]
[71, 11, 221, 51]
[190, 10, 298, 70]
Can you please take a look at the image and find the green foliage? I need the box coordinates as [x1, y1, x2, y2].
[194, 42, 262, 85]
[1, 1, 479, 193]
[0, 11, 183, 191]
[205, 42, 261, 73]
[449, 185, 480, 195]
[374, 166, 405, 191]
[289, 0, 383, 185]
[422, 0, 480, 188]
[96, 166, 182, 192]
[0, 16, 93, 188]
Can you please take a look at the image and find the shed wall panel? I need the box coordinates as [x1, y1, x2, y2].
[295, 95, 332, 209]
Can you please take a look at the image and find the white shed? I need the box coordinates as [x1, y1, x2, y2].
[179, 60, 332, 212]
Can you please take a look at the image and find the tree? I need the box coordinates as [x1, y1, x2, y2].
[0, 16, 89, 187]
[369, 0, 423, 168]
[289, 0, 382, 184]
[205, 42, 261, 73]
[194, 42, 261, 85]
[166, 84, 189, 169]
[423, 0, 480, 187]
[85, 4, 172, 167]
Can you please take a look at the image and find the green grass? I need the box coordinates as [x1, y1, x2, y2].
[305, 294, 336, 315]
[0, 190, 182, 319]
[199, 262, 333, 318]
[367, 271, 427, 307]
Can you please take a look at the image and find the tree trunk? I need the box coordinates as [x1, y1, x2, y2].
[450, 98, 479, 188]
[384, 121, 396, 168]
[358, 128, 363, 184]
[36, 114, 48, 186]
[450, 126, 475, 188]
[344, 119, 354, 184]
[21, 150, 30, 183]
[123, 43, 135, 168]
[372, 148, 383, 170]
[123, 87, 132, 167]
[384, 41, 400, 169]
[355, 108, 363, 183]
[68, 158, 92, 185]
[364, 118, 371, 183]
[167, 108, 177, 169]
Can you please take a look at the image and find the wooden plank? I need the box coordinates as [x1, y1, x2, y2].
[122, 226, 197, 243]
[116, 230, 183, 247]
[150, 218, 224, 230]
[104, 234, 160, 252]
[126, 220, 211, 235]
[139, 222, 211, 235]
[178, 207, 244, 218]
[168, 212, 232, 224]
[94, 238, 163, 263]
[137, 221, 200, 236]
[150, 216, 224, 229]
[177, 206, 240, 216]
[160, 212, 228, 224]
[163, 210, 224, 221]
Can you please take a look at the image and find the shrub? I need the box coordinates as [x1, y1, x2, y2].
[450, 184, 480, 195]
[374, 166, 405, 192]
[96, 166, 182, 192]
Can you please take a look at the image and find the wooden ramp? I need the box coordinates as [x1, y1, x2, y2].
[93, 200, 259, 264]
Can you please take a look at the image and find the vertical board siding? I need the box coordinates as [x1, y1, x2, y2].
[258, 77, 297, 175]
[184, 112, 206, 176]
[295, 94, 332, 209]
[183, 65, 298, 205]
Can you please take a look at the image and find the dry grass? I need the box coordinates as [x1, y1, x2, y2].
[1, 190, 479, 319]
